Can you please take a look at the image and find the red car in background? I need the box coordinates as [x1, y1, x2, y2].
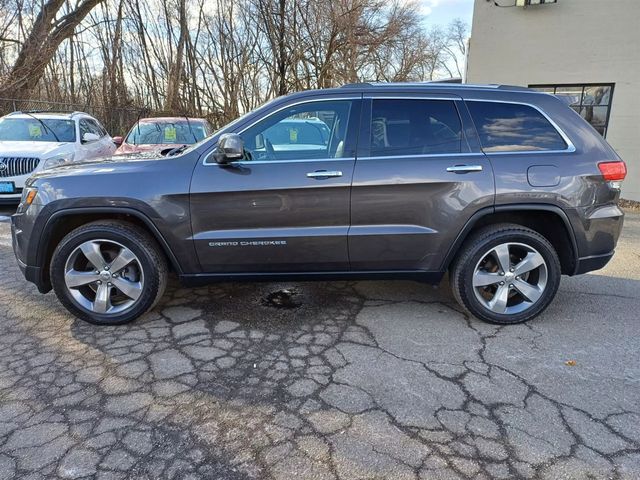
[114, 117, 213, 155]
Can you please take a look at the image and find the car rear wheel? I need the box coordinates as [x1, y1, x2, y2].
[450, 224, 561, 324]
[50, 221, 168, 325]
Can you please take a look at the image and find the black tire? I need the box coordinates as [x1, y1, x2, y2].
[450, 223, 561, 324]
[50, 220, 168, 325]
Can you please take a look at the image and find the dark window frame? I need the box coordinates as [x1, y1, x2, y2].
[529, 83, 615, 138]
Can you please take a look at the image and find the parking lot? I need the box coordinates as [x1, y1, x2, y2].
[0, 208, 639, 479]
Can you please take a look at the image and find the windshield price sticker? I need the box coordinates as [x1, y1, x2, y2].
[289, 128, 298, 143]
[164, 126, 177, 142]
[28, 124, 42, 138]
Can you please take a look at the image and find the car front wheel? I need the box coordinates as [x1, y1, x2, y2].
[450, 224, 561, 324]
[50, 221, 168, 325]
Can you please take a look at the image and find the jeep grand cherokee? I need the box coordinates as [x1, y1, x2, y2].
[11, 83, 626, 325]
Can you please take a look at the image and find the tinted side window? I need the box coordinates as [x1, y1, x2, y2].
[467, 101, 567, 152]
[91, 119, 108, 137]
[79, 119, 93, 142]
[369, 99, 462, 157]
[79, 118, 103, 140]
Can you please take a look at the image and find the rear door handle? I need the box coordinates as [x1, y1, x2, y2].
[446, 165, 483, 173]
[307, 170, 343, 179]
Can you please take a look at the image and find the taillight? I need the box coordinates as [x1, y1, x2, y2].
[598, 161, 627, 181]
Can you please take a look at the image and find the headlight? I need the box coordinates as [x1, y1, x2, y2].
[42, 153, 74, 170]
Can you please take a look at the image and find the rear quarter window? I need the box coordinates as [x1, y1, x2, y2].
[467, 101, 567, 152]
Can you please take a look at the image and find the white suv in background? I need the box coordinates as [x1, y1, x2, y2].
[0, 111, 116, 204]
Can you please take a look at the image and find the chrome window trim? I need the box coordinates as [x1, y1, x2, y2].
[357, 152, 485, 161]
[464, 98, 577, 154]
[232, 157, 355, 165]
[203, 96, 360, 166]
[363, 95, 461, 101]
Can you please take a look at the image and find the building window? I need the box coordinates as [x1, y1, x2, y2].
[529, 84, 614, 137]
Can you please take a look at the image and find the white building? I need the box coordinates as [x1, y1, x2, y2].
[466, 0, 640, 200]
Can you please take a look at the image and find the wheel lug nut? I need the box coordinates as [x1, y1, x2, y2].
[509, 284, 514, 288]
[509, 268, 514, 272]
[107, 282, 112, 286]
[499, 271, 504, 276]
[112, 273, 117, 278]
[97, 280, 102, 285]
[105, 266, 110, 271]
[499, 281, 505, 286]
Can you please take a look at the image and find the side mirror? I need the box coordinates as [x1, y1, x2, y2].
[213, 133, 244, 164]
[82, 132, 100, 143]
[112, 136, 123, 147]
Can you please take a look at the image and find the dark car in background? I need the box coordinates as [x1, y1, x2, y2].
[114, 117, 213, 155]
[11, 83, 626, 325]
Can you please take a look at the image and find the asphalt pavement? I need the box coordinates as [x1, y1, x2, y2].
[0, 207, 638, 479]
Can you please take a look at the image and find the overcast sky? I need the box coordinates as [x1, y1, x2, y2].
[420, 0, 475, 27]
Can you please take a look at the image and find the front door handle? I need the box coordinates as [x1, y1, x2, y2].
[446, 165, 483, 173]
[306, 170, 343, 179]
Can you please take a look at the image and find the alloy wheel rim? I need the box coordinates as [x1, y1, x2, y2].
[472, 242, 548, 315]
[64, 239, 144, 315]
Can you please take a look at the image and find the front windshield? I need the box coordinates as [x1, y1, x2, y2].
[0, 117, 76, 142]
[125, 121, 207, 145]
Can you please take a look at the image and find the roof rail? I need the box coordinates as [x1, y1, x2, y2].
[340, 82, 373, 88]
[7, 109, 86, 117]
[339, 81, 531, 91]
[427, 78, 463, 84]
[24, 109, 72, 114]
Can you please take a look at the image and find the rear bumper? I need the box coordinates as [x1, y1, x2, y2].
[574, 251, 614, 275]
[566, 204, 624, 275]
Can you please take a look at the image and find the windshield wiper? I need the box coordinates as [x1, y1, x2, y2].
[23, 112, 60, 142]
[165, 144, 189, 156]
[182, 113, 198, 143]
[131, 108, 146, 145]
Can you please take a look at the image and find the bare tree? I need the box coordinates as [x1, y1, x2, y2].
[0, 0, 468, 132]
[0, 0, 106, 99]
[164, 0, 188, 111]
[443, 18, 468, 79]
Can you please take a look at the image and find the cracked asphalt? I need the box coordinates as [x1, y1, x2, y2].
[0, 209, 639, 479]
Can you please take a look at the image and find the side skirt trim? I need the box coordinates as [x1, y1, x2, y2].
[179, 270, 445, 286]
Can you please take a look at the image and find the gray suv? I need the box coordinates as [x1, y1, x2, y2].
[11, 83, 627, 325]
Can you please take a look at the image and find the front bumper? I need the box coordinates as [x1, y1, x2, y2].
[11, 206, 52, 293]
[0, 193, 21, 205]
[0, 173, 28, 204]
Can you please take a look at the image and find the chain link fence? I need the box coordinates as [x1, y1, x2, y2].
[0, 98, 171, 137]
